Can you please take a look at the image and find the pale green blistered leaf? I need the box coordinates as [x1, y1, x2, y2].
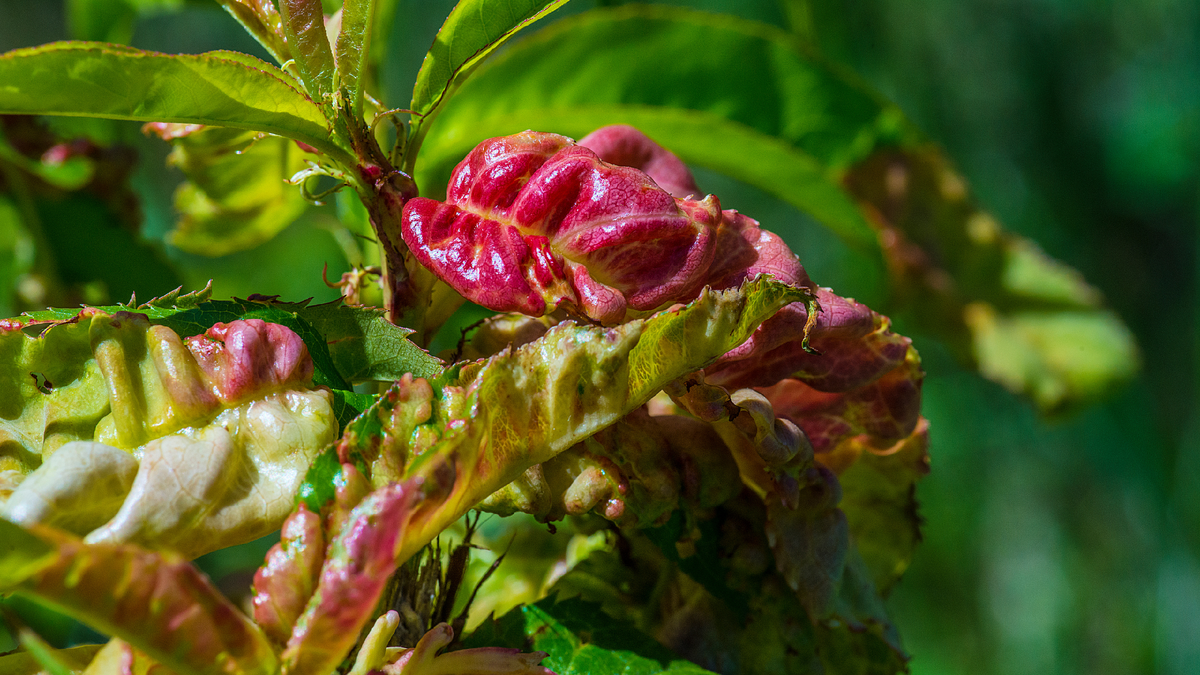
[0, 643, 102, 675]
[478, 409, 741, 528]
[0, 310, 337, 558]
[845, 146, 1138, 412]
[322, 277, 803, 564]
[0, 43, 345, 161]
[23, 291, 443, 388]
[406, 0, 572, 165]
[154, 126, 310, 256]
[2, 525, 277, 675]
[416, 5, 898, 248]
[462, 596, 718, 675]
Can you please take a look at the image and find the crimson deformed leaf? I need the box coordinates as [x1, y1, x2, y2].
[252, 505, 326, 647]
[0, 310, 337, 558]
[420, 5, 1137, 412]
[402, 131, 726, 323]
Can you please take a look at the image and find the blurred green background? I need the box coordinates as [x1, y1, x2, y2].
[0, 1, 1197, 673]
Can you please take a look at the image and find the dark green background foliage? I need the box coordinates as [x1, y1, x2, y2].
[0, 1, 1197, 673]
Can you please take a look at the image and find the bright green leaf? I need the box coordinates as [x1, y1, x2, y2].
[464, 596, 718, 675]
[0, 42, 345, 161]
[406, 0, 572, 167]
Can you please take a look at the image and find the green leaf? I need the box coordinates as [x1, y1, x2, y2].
[5, 526, 277, 675]
[845, 146, 1140, 412]
[214, 0, 291, 64]
[278, 0, 337, 111]
[837, 421, 930, 596]
[0, 42, 345, 161]
[0, 518, 55, 588]
[0, 643, 102, 675]
[406, 0, 572, 166]
[337, 0, 376, 119]
[464, 596, 718, 675]
[154, 126, 310, 256]
[417, 5, 898, 249]
[16, 626, 77, 675]
[966, 305, 1139, 413]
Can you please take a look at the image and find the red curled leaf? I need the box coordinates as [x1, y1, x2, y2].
[578, 124, 701, 199]
[252, 504, 325, 647]
[759, 347, 924, 453]
[574, 126, 913, 393]
[401, 131, 723, 323]
[281, 479, 423, 675]
[706, 288, 912, 393]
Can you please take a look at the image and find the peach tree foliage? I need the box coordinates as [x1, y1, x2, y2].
[0, 1, 1136, 675]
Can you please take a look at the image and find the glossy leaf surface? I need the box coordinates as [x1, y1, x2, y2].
[0, 43, 341, 158]
[0, 311, 337, 558]
[409, 0, 571, 133]
[403, 131, 728, 323]
[215, 0, 290, 63]
[277, 0, 337, 110]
